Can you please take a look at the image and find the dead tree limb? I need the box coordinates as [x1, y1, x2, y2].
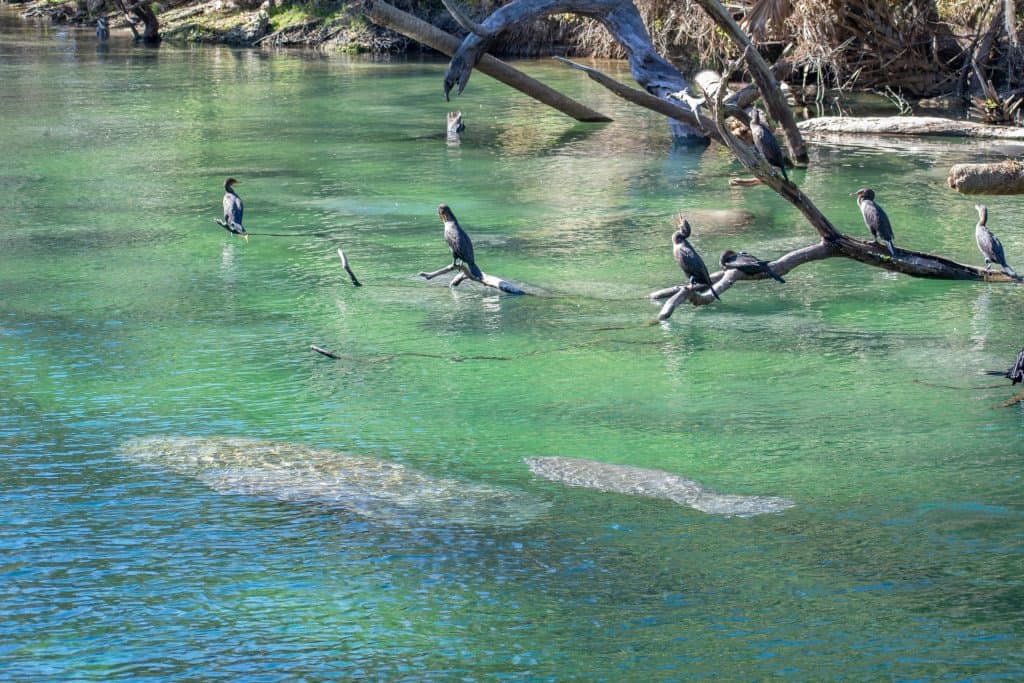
[688, 0, 807, 163]
[362, 0, 611, 123]
[798, 116, 1024, 139]
[418, 264, 527, 295]
[310, 345, 342, 359]
[437, 0, 704, 139]
[650, 54, 1018, 319]
[337, 248, 362, 286]
[554, 58, 721, 142]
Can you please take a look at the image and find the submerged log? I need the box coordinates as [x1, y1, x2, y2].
[524, 456, 794, 516]
[362, 0, 611, 123]
[948, 160, 1024, 195]
[798, 116, 1024, 139]
[418, 263, 527, 295]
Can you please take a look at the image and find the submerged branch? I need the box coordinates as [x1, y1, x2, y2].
[419, 264, 527, 294]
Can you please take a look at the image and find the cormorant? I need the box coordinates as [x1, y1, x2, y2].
[438, 204, 483, 279]
[749, 109, 789, 183]
[974, 204, 1017, 277]
[216, 178, 248, 242]
[851, 187, 896, 257]
[987, 346, 1024, 384]
[96, 16, 109, 41]
[672, 216, 720, 300]
[446, 111, 465, 135]
[719, 249, 785, 283]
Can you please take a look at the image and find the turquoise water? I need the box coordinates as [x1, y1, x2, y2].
[2, 9, 1024, 680]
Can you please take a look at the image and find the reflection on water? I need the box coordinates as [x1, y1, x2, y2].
[2, 7, 1024, 680]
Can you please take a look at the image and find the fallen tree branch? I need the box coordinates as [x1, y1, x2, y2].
[554, 57, 721, 142]
[437, 0, 703, 139]
[418, 264, 527, 295]
[337, 248, 362, 287]
[310, 345, 341, 359]
[650, 53, 1019, 319]
[798, 116, 1024, 138]
[362, 0, 611, 123]
[688, 0, 807, 163]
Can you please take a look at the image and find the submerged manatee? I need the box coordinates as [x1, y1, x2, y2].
[524, 456, 793, 517]
[120, 437, 549, 528]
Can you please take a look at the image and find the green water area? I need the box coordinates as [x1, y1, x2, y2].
[2, 8, 1023, 680]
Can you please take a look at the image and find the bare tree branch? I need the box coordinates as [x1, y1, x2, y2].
[440, 0, 493, 37]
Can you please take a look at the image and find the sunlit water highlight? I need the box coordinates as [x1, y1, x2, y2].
[2, 8, 1024, 680]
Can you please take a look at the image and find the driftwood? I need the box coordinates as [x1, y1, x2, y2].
[336, 248, 362, 286]
[798, 116, 1024, 139]
[948, 160, 1024, 195]
[310, 345, 341, 359]
[418, 264, 526, 295]
[650, 55, 1019, 319]
[362, 0, 611, 123]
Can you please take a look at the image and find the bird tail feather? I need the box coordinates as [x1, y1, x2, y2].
[469, 263, 483, 279]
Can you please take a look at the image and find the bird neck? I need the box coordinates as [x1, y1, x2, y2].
[225, 184, 237, 195]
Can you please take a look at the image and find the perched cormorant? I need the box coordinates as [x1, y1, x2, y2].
[749, 109, 789, 183]
[851, 187, 896, 257]
[217, 178, 248, 242]
[987, 347, 1024, 384]
[672, 216, 720, 300]
[96, 16, 109, 41]
[438, 204, 483, 279]
[974, 204, 1017, 277]
[719, 249, 785, 283]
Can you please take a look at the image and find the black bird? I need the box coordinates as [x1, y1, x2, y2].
[438, 204, 483, 279]
[719, 249, 785, 283]
[749, 109, 789, 183]
[672, 215, 720, 300]
[216, 178, 248, 242]
[987, 346, 1024, 384]
[851, 187, 896, 257]
[974, 204, 1017, 277]
[96, 16, 109, 41]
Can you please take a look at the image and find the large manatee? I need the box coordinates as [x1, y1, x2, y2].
[120, 437, 549, 528]
[525, 456, 793, 516]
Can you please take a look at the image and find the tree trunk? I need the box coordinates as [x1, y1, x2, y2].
[948, 159, 1024, 194]
[797, 116, 1024, 138]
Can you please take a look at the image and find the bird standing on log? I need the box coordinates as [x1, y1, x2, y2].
[96, 16, 109, 41]
[974, 204, 1017, 277]
[673, 215, 720, 300]
[851, 187, 895, 257]
[987, 347, 1024, 384]
[749, 109, 789, 183]
[438, 204, 483, 279]
[216, 178, 248, 242]
[719, 249, 785, 283]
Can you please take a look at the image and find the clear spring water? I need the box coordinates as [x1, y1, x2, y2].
[2, 9, 1023, 680]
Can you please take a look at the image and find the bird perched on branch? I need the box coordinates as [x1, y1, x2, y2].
[987, 346, 1024, 384]
[974, 204, 1017, 277]
[749, 109, 789, 183]
[216, 178, 248, 242]
[438, 204, 482, 279]
[851, 187, 895, 257]
[672, 215, 720, 300]
[719, 249, 785, 283]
